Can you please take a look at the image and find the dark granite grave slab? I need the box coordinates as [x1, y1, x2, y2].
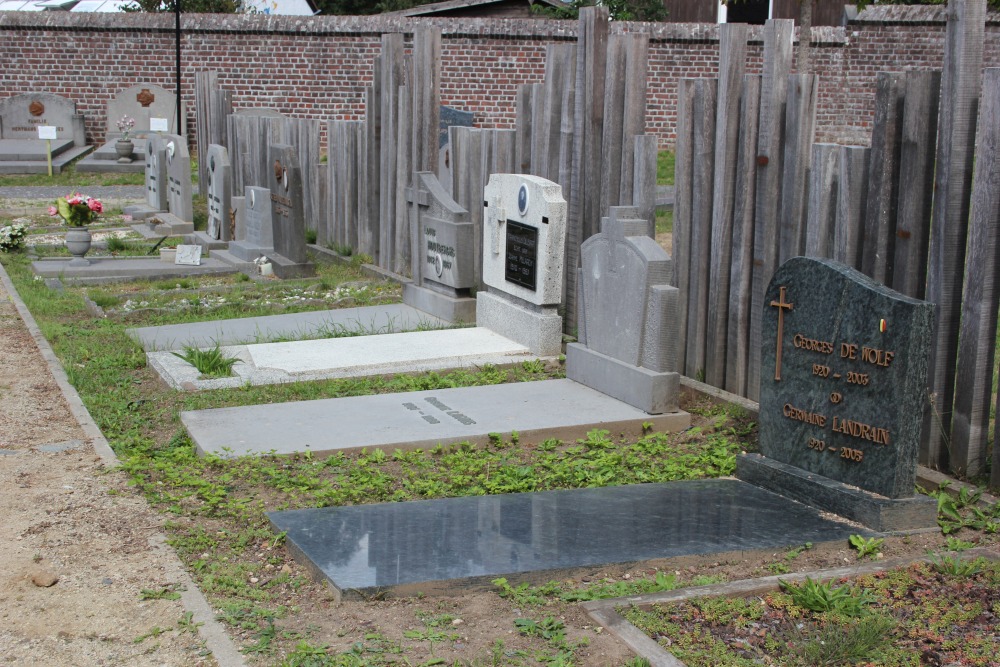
[269, 480, 863, 599]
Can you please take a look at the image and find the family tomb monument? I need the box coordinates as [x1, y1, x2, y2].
[0, 92, 91, 174]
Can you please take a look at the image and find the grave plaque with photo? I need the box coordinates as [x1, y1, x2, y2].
[739, 256, 938, 530]
[483, 175, 566, 307]
[504, 221, 538, 291]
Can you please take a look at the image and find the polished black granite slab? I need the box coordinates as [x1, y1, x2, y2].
[268, 480, 862, 598]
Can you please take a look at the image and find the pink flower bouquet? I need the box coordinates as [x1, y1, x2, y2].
[50, 193, 103, 227]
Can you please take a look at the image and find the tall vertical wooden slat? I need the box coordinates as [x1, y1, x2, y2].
[632, 134, 659, 238]
[566, 5, 609, 334]
[491, 129, 517, 175]
[672, 78, 696, 377]
[410, 27, 441, 176]
[557, 79, 576, 199]
[951, 68, 1000, 478]
[194, 70, 217, 192]
[515, 84, 533, 175]
[892, 70, 941, 300]
[833, 145, 869, 271]
[599, 36, 626, 220]
[685, 78, 717, 379]
[804, 143, 839, 258]
[748, 18, 793, 401]
[615, 34, 650, 209]
[725, 74, 762, 396]
[395, 85, 412, 277]
[379, 34, 405, 273]
[862, 72, 905, 284]
[923, 0, 986, 469]
[706, 23, 748, 388]
[362, 81, 380, 261]
[777, 73, 818, 264]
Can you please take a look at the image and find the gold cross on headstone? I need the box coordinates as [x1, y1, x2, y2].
[770, 286, 794, 381]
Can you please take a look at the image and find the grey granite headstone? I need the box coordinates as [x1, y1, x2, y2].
[164, 134, 193, 222]
[738, 256, 938, 531]
[401, 171, 476, 323]
[566, 207, 681, 414]
[438, 105, 475, 196]
[228, 186, 273, 261]
[0, 92, 85, 146]
[266, 143, 314, 278]
[205, 144, 232, 241]
[145, 134, 168, 212]
[105, 84, 185, 140]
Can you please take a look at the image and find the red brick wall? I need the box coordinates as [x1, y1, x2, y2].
[0, 7, 997, 150]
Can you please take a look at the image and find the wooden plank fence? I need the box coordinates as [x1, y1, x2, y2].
[672, 0, 1000, 486]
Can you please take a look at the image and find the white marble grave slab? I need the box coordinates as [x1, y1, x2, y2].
[147, 327, 544, 391]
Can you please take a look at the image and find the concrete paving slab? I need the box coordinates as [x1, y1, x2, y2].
[0, 138, 75, 160]
[268, 479, 858, 599]
[31, 256, 237, 285]
[181, 378, 691, 458]
[151, 327, 541, 391]
[129, 303, 449, 351]
[0, 144, 92, 174]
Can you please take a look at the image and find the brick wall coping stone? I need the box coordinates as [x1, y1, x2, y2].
[0, 10, 848, 44]
[854, 4, 1000, 25]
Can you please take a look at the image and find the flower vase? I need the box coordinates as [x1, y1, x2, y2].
[65, 228, 92, 266]
[115, 139, 134, 163]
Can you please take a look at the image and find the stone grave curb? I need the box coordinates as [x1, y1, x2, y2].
[582, 546, 1000, 667]
[0, 261, 248, 667]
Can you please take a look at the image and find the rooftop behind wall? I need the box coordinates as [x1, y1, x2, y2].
[0, 6, 997, 148]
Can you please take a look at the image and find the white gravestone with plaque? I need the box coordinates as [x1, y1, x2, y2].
[478, 174, 567, 356]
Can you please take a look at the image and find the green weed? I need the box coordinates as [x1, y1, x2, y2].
[779, 577, 875, 617]
[848, 534, 884, 559]
[172, 344, 241, 377]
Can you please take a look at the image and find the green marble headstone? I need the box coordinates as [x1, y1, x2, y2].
[758, 257, 933, 499]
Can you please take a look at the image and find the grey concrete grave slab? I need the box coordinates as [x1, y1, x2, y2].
[268, 479, 860, 599]
[182, 378, 690, 458]
[152, 327, 542, 391]
[128, 303, 447, 351]
[31, 256, 237, 285]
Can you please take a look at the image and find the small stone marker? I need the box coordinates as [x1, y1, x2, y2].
[479, 174, 567, 356]
[164, 134, 193, 223]
[402, 171, 476, 322]
[266, 143, 314, 278]
[566, 206, 681, 414]
[228, 186, 274, 261]
[738, 256, 937, 531]
[174, 244, 203, 266]
[205, 144, 232, 241]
